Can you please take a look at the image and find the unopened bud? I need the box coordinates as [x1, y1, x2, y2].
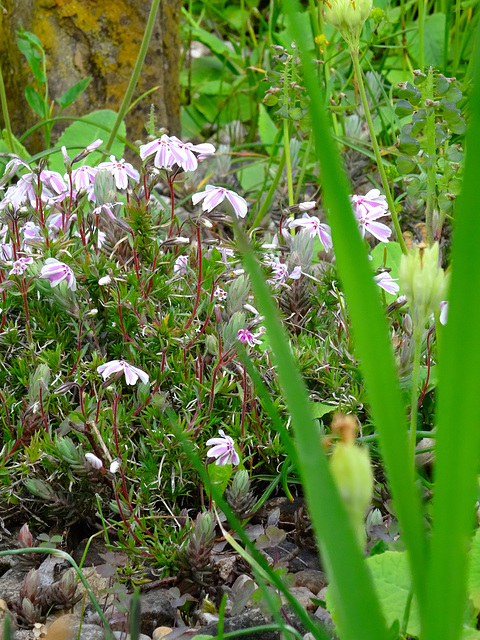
[399, 242, 448, 333]
[330, 414, 373, 547]
[324, 0, 373, 51]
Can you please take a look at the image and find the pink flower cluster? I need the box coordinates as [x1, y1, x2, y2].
[140, 134, 215, 172]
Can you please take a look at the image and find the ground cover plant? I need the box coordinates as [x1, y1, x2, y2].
[0, 0, 480, 638]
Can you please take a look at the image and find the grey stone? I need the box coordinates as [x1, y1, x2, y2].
[140, 590, 176, 637]
[292, 569, 327, 594]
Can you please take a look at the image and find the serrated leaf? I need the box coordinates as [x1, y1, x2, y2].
[57, 77, 91, 109]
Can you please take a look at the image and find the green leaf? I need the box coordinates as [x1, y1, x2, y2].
[326, 551, 421, 638]
[48, 110, 126, 173]
[406, 13, 446, 67]
[57, 77, 91, 109]
[468, 529, 480, 611]
[25, 85, 47, 118]
[370, 242, 403, 283]
[395, 99, 414, 118]
[258, 104, 278, 147]
[208, 462, 233, 495]
[310, 402, 336, 419]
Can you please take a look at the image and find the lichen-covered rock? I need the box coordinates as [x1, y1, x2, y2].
[0, 0, 180, 154]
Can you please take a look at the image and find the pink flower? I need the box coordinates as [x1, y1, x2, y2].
[174, 254, 189, 276]
[10, 256, 33, 276]
[289, 214, 333, 252]
[140, 134, 190, 171]
[192, 185, 248, 219]
[97, 359, 149, 385]
[85, 453, 103, 469]
[350, 189, 391, 243]
[39, 258, 77, 291]
[206, 429, 240, 466]
[140, 135, 215, 172]
[69, 165, 97, 191]
[97, 155, 140, 189]
[266, 258, 302, 287]
[237, 327, 264, 347]
[0, 243, 13, 260]
[374, 271, 399, 295]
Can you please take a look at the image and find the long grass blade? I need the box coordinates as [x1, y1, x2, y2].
[282, 0, 428, 614]
[424, 27, 480, 640]
[237, 228, 390, 640]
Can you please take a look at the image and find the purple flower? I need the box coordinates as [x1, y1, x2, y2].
[97, 359, 149, 385]
[9, 257, 33, 276]
[289, 213, 333, 252]
[237, 327, 264, 347]
[374, 271, 399, 295]
[40, 258, 77, 291]
[97, 155, 140, 190]
[350, 189, 391, 243]
[206, 429, 240, 466]
[192, 185, 248, 219]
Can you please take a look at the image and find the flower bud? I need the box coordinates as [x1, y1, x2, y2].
[324, 0, 373, 51]
[18, 524, 35, 548]
[399, 242, 448, 334]
[330, 414, 373, 547]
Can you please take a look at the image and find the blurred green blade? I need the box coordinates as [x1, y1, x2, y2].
[238, 230, 390, 640]
[282, 0, 428, 616]
[424, 28, 480, 640]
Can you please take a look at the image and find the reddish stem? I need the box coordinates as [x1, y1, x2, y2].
[183, 225, 202, 332]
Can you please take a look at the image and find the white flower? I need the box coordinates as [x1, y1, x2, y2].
[350, 189, 391, 242]
[97, 359, 149, 385]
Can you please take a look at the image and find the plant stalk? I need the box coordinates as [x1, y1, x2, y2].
[351, 50, 407, 254]
[0, 63, 14, 153]
[409, 330, 422, 467]
[103, 0, 161, 156]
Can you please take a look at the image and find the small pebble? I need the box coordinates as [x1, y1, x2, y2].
[152, 628, 173, 640]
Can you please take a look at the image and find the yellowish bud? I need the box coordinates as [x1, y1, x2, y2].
[330, 414, 373, 547]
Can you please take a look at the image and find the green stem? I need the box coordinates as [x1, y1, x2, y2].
[452, 0, 462, 75]
[351, 50, 407, 254]
[251, 151, 286, 228]
[424, 67, 437, 246]
[0, 63, 14, 153]
[103, 0, 161, 157]
[418, 0, 425, 68]
[294, 134, 313, 203]
[283, 120, 294, 207]
[409, 330, 422, 468]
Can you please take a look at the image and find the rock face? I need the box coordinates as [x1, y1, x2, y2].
[0, 0, 181, 153]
